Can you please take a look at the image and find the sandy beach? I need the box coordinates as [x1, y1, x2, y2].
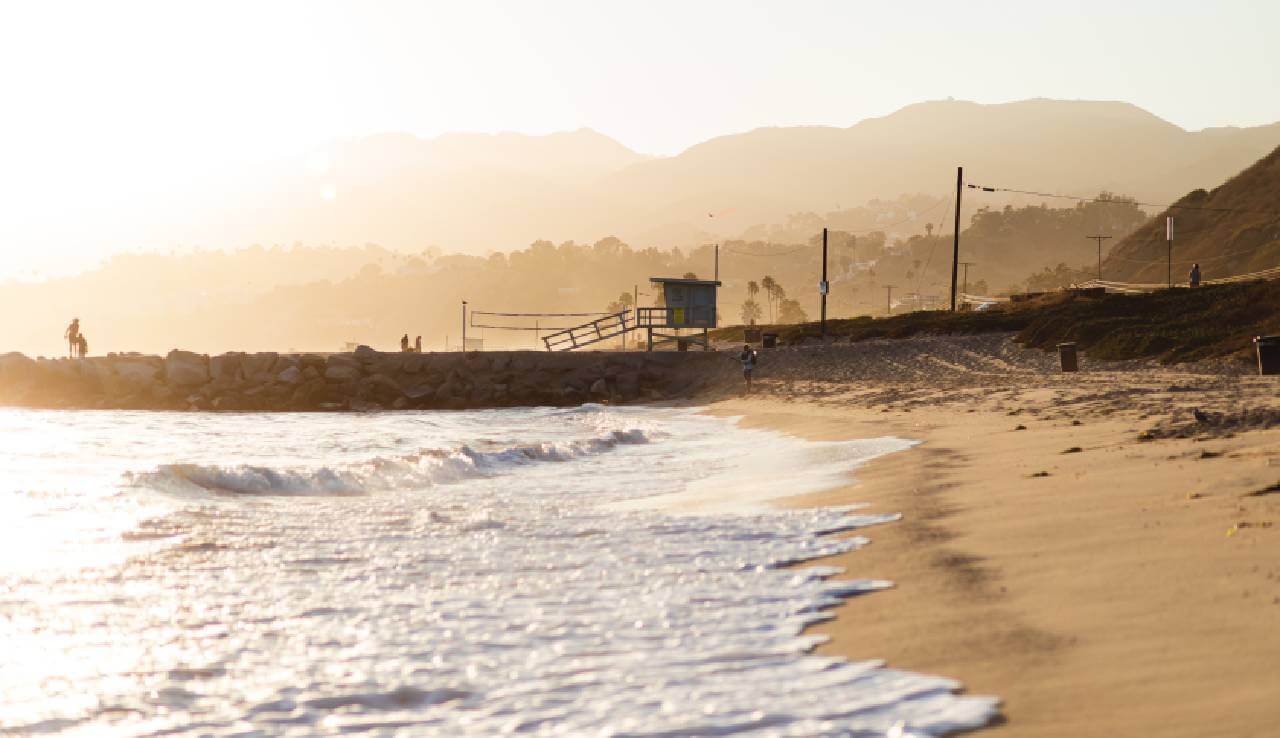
[711, 334, 1280, 737]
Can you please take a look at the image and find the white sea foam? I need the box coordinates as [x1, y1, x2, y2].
[0, 405, 997, 737]
[127, 428, 654, 497]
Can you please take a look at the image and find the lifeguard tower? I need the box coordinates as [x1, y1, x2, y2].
[535, 275, 720, 351]
[636, 277, 720, 351]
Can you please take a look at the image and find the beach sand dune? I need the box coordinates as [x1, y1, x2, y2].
[712, 334, 1279, 737]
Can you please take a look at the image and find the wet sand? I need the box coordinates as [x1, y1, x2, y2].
[709, 335, 1280, 737]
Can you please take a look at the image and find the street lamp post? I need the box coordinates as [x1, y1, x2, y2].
[461, 300, 467, 352]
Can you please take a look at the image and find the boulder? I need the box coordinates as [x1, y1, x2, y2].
[297, 354, 326, 372]
[324, 356, 362, 383]
[402, 354, 425, 374]
[403, 381, 436, 401]
[589, 378, 610, 398]
[276, 366, 303, 385]
[289, 378, 326, 409]
[241, 352, 279, 381]
[616, 371, 641, 400]
[112, 358, 162, 390]
[165, 350, 209, 387]
[359, 374, 403, 405]
[0, 352, 36, 381]
[470, 383, 494, 404]
[209, 353, 243, 384]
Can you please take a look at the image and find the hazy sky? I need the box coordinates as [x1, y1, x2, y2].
[1, 0, 1278, 278]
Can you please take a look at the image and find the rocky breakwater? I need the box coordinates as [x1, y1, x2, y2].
[0, 347, 737, 412]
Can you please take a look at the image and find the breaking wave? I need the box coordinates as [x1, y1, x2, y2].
[127, 428, 651, 497]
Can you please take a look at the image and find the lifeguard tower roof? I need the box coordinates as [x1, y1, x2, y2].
[649, 277, 722, 287]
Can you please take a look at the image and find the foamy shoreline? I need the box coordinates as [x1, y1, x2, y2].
[710, 344, 1280, 737]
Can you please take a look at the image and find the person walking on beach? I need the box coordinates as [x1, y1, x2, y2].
[64, 318, 80, 358]
[414, 335, 422, 353]
[1189, 262, 1202, 287]
[737, 343, 758, 393]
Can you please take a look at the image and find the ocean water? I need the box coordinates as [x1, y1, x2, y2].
[0, 405, 997, 737]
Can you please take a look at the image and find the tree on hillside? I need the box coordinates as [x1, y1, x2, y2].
[605, 291, 634, 314]
[778, 298, 807, 324]
[760, 275, 779, 322]
[740, 299, 762, 325]
[1022, 263, 1093, 292]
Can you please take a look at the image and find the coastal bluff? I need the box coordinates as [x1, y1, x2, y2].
[0, 347, 736, 412]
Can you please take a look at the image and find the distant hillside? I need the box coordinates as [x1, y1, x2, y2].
[1105, 145, 1280, 282]
[153, 99, 1280, 255]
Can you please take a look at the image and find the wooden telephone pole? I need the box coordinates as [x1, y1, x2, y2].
[1086, 235, 1112, 281]
[950, 166, 963, 311]
[820, 228, 829, 337]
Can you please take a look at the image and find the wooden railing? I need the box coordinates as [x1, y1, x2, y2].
[541, 310, 631, 352]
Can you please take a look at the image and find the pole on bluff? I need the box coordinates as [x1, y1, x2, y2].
[1166, 216, 1174, 288]
[1086, 235, 1112, 281]
[461, 300, 467, 351]
[951, 166, 963, 311]
[820, 227, 828, 338]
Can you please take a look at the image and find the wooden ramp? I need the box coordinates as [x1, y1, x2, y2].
[541, 311, 633, 351]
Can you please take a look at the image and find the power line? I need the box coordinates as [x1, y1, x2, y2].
[965, 183, 1280, 220]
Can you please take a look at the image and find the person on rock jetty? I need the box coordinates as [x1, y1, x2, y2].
[76, 334, 88, 359]
[64, 318, 80, 358]
[737, 343, 758, 393]
[1189, 262, 1202, 287]
[414, 335, 422, 353]
[400, 334, 410, 352]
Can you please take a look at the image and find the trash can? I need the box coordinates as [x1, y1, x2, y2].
[1057, 342, 1078, 372]
[762, 333, 778, 349]
[1254, 336, 1280, 375]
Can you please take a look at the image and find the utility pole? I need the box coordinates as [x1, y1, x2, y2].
[950, 166, 963, 311]
[885, 284, 895, 315]
[461, 300, 467, 351]
[959, 261, 976, 297]
[820, 227, 829, 338]
[1086, 235, 1112, 281]
[714, 243, 720, 283]
[1166, 216, 1174, 288]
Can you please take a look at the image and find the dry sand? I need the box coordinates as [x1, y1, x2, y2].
[709, 335, 1280, 737]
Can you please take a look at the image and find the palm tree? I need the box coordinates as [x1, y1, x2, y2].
[760, 275, 778, 322]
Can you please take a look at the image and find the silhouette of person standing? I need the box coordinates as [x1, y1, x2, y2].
[414, 335, 422, 353]
[76, 334, 88, 359]
[1188, 263, 1202, 287]
[400, 334, 410, 352]
[64, 318, 80, 358]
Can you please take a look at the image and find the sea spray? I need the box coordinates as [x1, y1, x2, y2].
[0, 405, 996, 736]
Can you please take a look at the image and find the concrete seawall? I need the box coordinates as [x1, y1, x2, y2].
[0, 348, 737, 412]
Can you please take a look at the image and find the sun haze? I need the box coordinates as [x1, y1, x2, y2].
[1, 0, 1278, 280]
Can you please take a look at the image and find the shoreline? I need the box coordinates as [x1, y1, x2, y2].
[710, 369, 1280, 737]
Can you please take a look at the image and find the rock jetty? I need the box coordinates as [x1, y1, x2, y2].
[0, 347, 736, 412]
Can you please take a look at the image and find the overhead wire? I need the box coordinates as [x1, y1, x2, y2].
[965, 183, 1280, 220]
